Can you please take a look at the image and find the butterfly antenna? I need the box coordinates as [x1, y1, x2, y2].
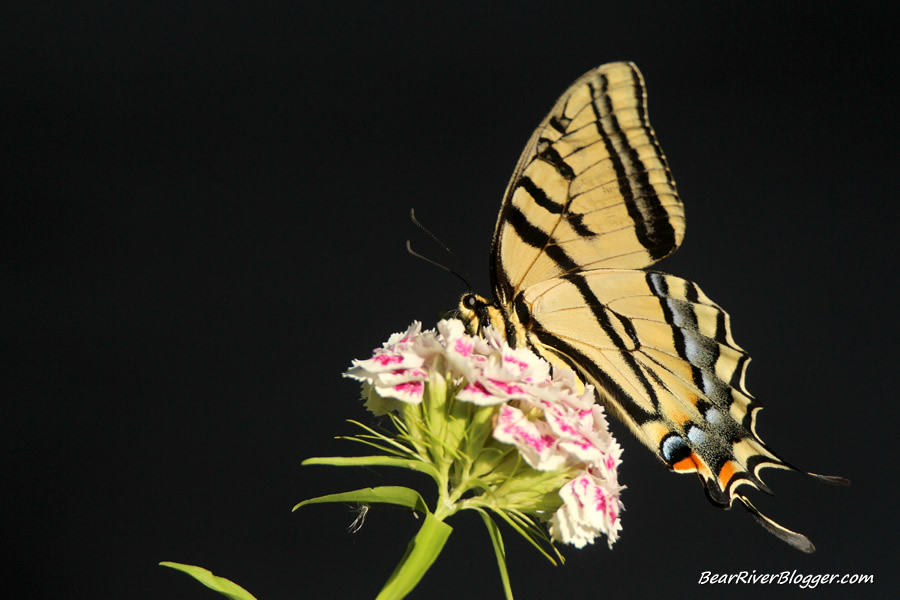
[407, 208, 474, 290]
[406, 241, 472, 291]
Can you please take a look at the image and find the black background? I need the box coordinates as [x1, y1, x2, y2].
[3, 2, 898, 599]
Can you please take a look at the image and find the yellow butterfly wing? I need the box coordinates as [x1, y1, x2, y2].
[519, 269, 831, 550]
[491, 62, 684, 305]
[460, 61, 846, 552]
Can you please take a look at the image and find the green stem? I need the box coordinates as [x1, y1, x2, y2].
[376, 512, 453, 600]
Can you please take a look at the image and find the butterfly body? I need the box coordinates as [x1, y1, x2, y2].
[457, 62, 845, 552]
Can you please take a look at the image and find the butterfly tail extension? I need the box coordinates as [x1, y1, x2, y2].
[807, 472, 850, 486]
[727, 435, 850, 493]
[737, 494, 816, 553]
[698, 408, 847, 500]
[713, 435, 848, 551]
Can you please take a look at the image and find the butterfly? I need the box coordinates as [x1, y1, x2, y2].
[456, 62, 846, 552]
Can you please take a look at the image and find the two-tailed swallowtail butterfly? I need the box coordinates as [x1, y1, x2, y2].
[456, 62, 846, 552]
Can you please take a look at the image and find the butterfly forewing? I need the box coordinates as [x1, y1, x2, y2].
[492, 62, 685, 305]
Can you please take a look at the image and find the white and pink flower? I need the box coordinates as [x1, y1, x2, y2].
[345, 319, 624, 549]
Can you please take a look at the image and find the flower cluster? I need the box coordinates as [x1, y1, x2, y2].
[345, 319, 624, 549]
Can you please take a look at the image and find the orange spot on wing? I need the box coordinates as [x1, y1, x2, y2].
[669, 411, 692, 427]
[717, 460, 738, 488]
[672, 453, 698, 473]
[673, 452, 715, 481]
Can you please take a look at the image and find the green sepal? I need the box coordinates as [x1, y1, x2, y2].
[490, 509, 563, 566]
[459, 404, 497, 464]
[343, 419, 420, 458]
[293, 485, 429, 514]
[376, 512, 453, 600]
[159, 562, 257, 600]
[475, 508, 514, 600]
[421, 366, 459, 466]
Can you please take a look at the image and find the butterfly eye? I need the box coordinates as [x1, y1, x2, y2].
[463, 294, 478, 310]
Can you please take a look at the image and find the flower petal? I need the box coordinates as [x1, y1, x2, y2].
[550, 471, 622, 549]
[375, 379, 425, 404]
[492, 405, 567, 471]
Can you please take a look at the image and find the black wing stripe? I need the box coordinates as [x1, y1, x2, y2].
[564, 211, 596, 238]
[503, 203, 553, 251]
[647, 272, 702, 389]
[730, 352, 750, 392]
[548, 115, 570, 134]
[517, 176, 563, 215]
[599, 79, 677, 259]
[503, 203, 583, 275]
[714, 310, 729, 344]
[588, 78, 671, 260]
[563, 273, 661, 407]
[587, 78, 636, 240]
[530, 326, 657, 426]
[516, 174, 599, 239]
[684, 280, 700, 304]
[536, 140, 576, 181]
[627, 62, 676, 189]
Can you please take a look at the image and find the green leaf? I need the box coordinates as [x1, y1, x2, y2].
[160, 562, 257, 600]
[475, 509, 514, 600]
[376, 512, 453, 600]
[302, 455, 439, 479]
[293, 485, 429, 514]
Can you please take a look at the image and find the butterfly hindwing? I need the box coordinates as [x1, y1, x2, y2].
[519, 270, 789, 506]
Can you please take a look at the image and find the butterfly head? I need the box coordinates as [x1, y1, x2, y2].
[458, 293, 504, 337]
